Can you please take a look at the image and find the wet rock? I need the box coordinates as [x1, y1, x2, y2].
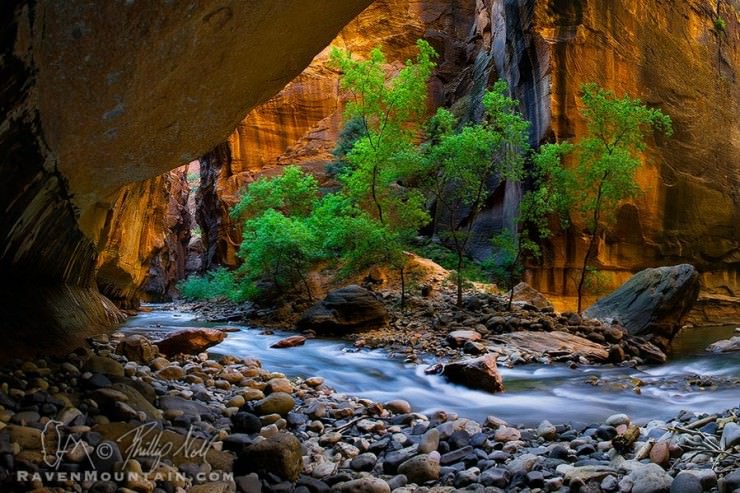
[446, 330, 481, 348]
[670, 471, 703, 493]
[385, 399, 411, 414]
[254, 392, 295, 417]
[234, 432, 303, 481]
[418, 428, 440, 454]
[584, 265, 700, 346]
[720, 422, 740, 449]
[480, 467, 510, 488]
[619, 463, 673, 493]
[398, 453, 440, 484]
[156, 328, 226, 356]
[115, 335, 156, 363]
[297, 285, 388, 334]
[706, 336, 740, 353]
[332, 477, 390, 493]
[443, 354, 504, 393]
[83, 356, 124, 376]
[271, 336, 307, 349]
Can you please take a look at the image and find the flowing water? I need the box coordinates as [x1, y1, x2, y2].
[121, 308, 739, 427]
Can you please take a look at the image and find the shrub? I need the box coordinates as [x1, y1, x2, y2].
[177, 267, 245, 302]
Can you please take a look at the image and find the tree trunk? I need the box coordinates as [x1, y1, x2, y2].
[400, 266, 406, 310]
[456, 252, 464, 306]
[507, 247, 521, 311]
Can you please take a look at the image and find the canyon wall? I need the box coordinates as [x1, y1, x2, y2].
[201, 0, 738, 320]
[96, 168, 191, 308]
[503, 0, 739, 320]
[0, 0, 373, 356]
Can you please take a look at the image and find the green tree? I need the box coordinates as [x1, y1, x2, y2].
[423, 81, 530, 306]
[330, 39, 435, 230]
[571, 83, 672, 313]
[492, 142, 573, 310]
[327, 117, 367, 177]
[237, 209, 321, 300]
[230, 165, 319, 220]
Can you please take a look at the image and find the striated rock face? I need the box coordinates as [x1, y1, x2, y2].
[487, 0, 739, 308]
[0, 0, 372, 352]
[584, 265, 702, 349]
[96, 168, 191, 308]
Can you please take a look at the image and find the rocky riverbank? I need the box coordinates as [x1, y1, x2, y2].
[0, 332, 738, 493]
[181, 285, 672, 370]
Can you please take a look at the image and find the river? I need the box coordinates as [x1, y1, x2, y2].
[121, 307, 739, 427]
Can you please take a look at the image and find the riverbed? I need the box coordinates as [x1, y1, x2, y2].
[121, 307, 739, 426]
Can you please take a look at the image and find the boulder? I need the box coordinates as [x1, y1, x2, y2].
[443, 354, 504, 393]
[155, 328, 226, 356]
[115, 335, 155, 363]
[296, 285, 388, 334]
[270, 335, 306, 348]
[584, 265, 700, 346]
[446, 330, 482, 348]
[508, 282, 553, 310]
[234, 432, 303, 481]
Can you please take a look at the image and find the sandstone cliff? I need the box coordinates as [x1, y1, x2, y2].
[96, 168, 191, 308]
[0, 0, 372, 356]
[200, 0, 738, 320]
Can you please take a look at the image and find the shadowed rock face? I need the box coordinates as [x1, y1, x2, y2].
[0, 0, 372, 355]
[584, 265, 702, 349]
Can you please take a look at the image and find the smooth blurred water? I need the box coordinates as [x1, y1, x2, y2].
[121, 308, 739, 426]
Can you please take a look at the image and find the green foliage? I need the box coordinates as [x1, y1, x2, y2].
[238, 209, 321, 298]
[327, 117, 367, 177]
[570, 83, 672, 312]
[177, 267, 246, 302]
[330, 40, 436, 230]
[714, 16, 727, 33]
[231, 165, 319, 220]
[423, 80, 530, 305]
[414, 242, 490, 283]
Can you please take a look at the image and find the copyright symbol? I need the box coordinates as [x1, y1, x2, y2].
[96, 442, 114, 460]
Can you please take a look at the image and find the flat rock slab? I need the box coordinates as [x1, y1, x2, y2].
[493, 331, 609, 362]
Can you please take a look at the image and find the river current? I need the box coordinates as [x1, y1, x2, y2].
[121, 307, 739, 427]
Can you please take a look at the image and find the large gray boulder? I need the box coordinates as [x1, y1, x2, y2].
[297, 285, 388, 334]
[584, 264, 700, 348]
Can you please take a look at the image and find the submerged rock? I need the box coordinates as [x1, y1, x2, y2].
[706, 336, 740, 353]
[155, 328, 226, 356]
[442, 354, 504, 393]
[297, 285, 388, 334]
[271, 335, 307, 348]
[584, 264, 700, 346]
